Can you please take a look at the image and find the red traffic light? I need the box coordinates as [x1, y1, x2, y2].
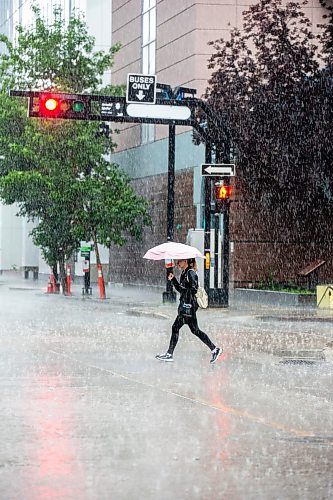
[39, 95, 61, 116]
[37, 93, 87, 119]
[44, 98, 59, 111]
[215, 184, 233, 200]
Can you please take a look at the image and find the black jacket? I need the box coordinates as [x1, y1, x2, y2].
[171, 267, 198, 315]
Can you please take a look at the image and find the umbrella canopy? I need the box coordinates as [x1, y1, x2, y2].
[143, 241, 205, 260]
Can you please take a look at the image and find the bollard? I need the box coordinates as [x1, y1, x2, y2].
[98, 264, 106, 299]
[67, 266, 71, 296]
[51, 272, 56, 293]
[47, 276, 53, 294]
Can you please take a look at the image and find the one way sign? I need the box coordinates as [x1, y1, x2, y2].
[201, 163, 236, 177]
[126, 73, 157, 104]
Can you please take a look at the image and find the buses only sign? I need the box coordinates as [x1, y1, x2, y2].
[126, 73, 156, 104]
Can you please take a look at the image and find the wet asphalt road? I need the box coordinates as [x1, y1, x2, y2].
[0, 277, 332, 499]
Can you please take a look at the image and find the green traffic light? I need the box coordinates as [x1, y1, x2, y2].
[73, 100, 85, 113]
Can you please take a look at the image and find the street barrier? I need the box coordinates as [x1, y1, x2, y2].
[67, 266, 71, 296]
[51, 272, 56, 293]
[98, 264, 106, 299]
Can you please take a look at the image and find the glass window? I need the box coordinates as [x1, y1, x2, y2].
[149, 9, 156, 42]
[141, 0, 156, 144]
[142, 46, 149, 74]
[142, 11, 149, 45]
[149, 41, 155, 73]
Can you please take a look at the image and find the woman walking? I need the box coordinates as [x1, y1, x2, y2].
[156, 258, 222, 363]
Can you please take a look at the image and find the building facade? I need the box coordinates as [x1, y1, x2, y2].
[109, 0, 332, 288]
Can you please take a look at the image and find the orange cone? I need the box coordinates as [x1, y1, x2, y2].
[51, 273, 56, 293]
[98, 264, 106, 299]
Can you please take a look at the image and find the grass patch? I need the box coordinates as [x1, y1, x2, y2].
[256, 281, 314, 294]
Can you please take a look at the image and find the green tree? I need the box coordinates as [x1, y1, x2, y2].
[202, 0, 333, 230]
[0, 5, 151, 293]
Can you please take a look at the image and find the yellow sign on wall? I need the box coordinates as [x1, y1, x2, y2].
[317, 285, 333, 309]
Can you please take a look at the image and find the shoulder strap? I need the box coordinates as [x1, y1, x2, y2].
[186, 268, 197, 282]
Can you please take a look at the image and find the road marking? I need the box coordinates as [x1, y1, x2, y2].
[50, 349, 321, 441]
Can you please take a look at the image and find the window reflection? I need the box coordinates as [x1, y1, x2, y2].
[142, 0, 156, 144]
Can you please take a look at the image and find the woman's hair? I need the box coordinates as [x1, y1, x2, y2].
[187, 258, 197, 272]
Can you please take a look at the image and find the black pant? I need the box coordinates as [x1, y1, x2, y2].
[167, 314, 215, 355]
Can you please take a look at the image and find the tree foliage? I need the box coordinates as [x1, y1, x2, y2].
[202, 0, 333, 235]
[0, 4, 151, 289]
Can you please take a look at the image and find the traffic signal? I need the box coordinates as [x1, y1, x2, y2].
[215, 181, 233, 211]
[33, 92, 89, 119]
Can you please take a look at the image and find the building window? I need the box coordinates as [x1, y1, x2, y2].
[142, 0, 156, 144]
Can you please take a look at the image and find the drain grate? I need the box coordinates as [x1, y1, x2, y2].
[275, 348, 325, 365]
[277, 436, 333, 447]
[279, 359, 316, 365]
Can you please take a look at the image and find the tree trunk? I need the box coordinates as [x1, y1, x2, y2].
[92, 232, 105, 297]
[52, 264, 58, 282]
[58, 254, 67, 294]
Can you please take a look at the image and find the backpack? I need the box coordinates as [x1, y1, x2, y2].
[187, 270, 208, 309]
[196, 286, 209, 309]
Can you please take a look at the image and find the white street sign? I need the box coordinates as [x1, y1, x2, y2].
[126, 103, 191, 120]
[201, 163, 236, 177]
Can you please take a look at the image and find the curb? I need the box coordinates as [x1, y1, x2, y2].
[126, 308, 171, 320]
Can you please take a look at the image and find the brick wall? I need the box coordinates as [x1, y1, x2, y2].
[109, 170, 333, 287]
[230, 191, 333, 287]
[109, 169, 196, 286]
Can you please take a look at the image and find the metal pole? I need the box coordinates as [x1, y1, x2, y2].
[204, 142, 212, 301]
[167, 124, 175, 242]
[163, 124, 176, 303]
[214, 213, 219, 290]
[221, 143, 231, 307]
[222, 203, 230, 306]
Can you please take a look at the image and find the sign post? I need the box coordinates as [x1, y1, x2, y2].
[80, 246, 92, 295]
[201, 163, 235, 307]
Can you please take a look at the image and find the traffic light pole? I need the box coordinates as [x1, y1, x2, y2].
[10, 85, 232, 307]
[204, 143, 212, 296]
[222, 204, 230, 306]
[163, 124, 177, 303]
[204, 142, 231, 307]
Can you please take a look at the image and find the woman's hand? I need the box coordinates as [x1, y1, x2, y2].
[168, 273, 174, 281]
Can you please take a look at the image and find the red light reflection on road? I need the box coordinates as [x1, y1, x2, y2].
[204, 354, 235, 497]
[29, 375, 85, 500]
[206, 357, 232, 462]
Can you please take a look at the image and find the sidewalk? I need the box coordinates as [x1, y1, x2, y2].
[2, 272, 333, 324]
[2, 272, 333, 362]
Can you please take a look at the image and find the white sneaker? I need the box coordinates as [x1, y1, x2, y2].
[155, 353, 174, 362]
[210, 347, 223, 364]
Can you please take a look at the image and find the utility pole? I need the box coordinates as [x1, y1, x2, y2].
[163, 124, 177, 303]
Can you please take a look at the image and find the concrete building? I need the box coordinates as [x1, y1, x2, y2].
[109, 0, 332, 288]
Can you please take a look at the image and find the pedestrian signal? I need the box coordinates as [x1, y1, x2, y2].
[215, 184, 233, 200]
[215, 182, 233, 211]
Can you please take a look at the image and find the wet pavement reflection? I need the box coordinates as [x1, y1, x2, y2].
[0, 276, 332, 499]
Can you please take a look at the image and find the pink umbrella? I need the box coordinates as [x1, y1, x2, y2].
[143, 241, 205, 260]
